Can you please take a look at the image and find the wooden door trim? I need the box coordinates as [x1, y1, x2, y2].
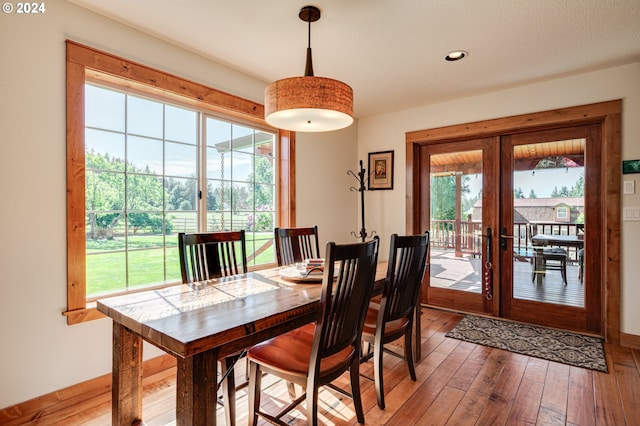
[405, 100, 621, 343]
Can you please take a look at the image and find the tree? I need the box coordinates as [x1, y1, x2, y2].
[206, 181, 221, 211]
[514, 187, 524, 198]
[569, 174, 585, 197]
[528, 189, 537, 198]
[550, 185, 570, 197]
[86, 150, 172, 239]
[247, 155, 274, 209]
[128, 212, 171, 234]
[232, 184, 249, 214]
[86, 151, 126, 239]
[244, 155, 275, 231]
[430, 174, 470, 222]
[166, 177, 196, 211]
[126, 172, 164, 210]
[463, 192, 478, 216]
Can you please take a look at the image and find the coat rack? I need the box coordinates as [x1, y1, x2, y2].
[348, 160, 375, 241]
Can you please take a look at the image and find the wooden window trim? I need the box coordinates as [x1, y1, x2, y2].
[64, 40, 295, 325]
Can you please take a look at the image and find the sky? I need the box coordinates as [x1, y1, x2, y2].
[466, 167, 585, 199]
[514, 167, 584, 198]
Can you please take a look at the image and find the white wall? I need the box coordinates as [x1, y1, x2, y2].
[358, 62, 640, 336]
[295, 124, 360, 249]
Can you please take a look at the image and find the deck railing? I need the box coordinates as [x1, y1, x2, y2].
[430, 219, 583, 262]
[430, 218, 483, 257]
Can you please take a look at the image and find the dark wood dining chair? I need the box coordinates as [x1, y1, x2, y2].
[178, 230, 248, 426]
[178, 230, 247, 282]
[247, 237, 380, 426]
[360, 232, 430, 409]
[274, 226, 321, 266]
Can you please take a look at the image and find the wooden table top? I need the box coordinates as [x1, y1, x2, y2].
[97, 263, 387, 359]
[532, 234, 584, 247]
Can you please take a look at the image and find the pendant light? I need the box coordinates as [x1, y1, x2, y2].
[264, 5, 353, 132]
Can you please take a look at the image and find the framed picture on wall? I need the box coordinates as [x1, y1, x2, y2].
[368, 150, 394, 190]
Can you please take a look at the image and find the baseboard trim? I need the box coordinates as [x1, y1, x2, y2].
[620, 332, 640, 350]
[0, 354, 176, 424]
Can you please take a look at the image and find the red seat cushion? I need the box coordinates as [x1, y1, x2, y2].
[362, 302, 409, 338]
[248, 323, 355, 379]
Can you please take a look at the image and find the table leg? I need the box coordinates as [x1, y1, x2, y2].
[176, 349, 218, 426]
[112, 323, 143, 426]
[533, 249, 545, 285]
[221, 356, 238, 426]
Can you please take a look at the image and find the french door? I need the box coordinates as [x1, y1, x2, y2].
[420, 138, 500, 315]
[417, 124, 603, 334]
[499, 125, 602, 333]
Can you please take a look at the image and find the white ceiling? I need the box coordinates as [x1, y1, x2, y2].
[68, 0, 640, 119]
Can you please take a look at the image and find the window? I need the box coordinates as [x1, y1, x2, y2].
[65, 41, 294, 324]
[556, 206, 569, 220]
[84, 85, 276, 297]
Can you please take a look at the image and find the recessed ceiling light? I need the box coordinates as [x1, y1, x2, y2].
[445, 50, 468, 61]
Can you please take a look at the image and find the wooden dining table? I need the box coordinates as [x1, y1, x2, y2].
[97, 262, 407, 426]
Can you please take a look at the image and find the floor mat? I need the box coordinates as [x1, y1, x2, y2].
[445, 315, 607, 372]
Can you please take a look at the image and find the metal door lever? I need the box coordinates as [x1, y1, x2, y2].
[500, 227, 513, 251]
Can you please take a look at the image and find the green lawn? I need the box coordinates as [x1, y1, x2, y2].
[86, 232, 274, 297]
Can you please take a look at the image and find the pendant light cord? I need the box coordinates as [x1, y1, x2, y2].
[304, 13, 314, 76]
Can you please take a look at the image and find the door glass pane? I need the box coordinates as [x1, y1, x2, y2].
[511, 140, 585, 307]
[429, 150, 483, 293]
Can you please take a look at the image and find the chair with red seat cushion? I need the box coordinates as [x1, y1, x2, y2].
[361, 232, 430, 409]
[247, 237, 379, 425]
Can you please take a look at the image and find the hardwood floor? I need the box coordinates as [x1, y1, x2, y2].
[48, 309, 640, 425]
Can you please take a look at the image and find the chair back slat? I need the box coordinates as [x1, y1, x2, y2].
[312, 237, 379, 363]
[382, 232, 430, 324]
[299, 234, 317, 260]
[274, 226, 320, 266]
[178, 231, 247, 283]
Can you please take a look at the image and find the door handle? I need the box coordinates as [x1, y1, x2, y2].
[484, 227, 493, 301]
[486, 227, 492, 264]
[500, 227, 514, 251]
